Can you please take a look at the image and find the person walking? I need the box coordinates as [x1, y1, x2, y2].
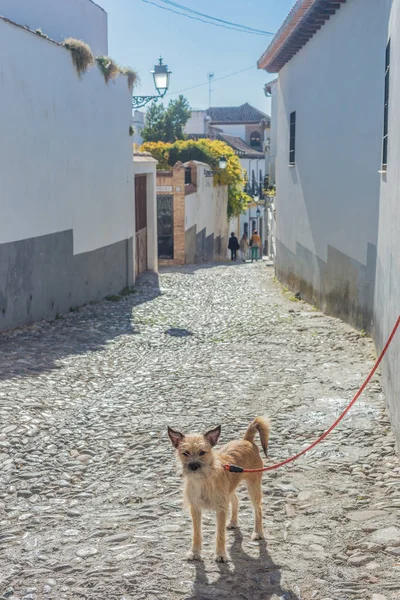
[228, 232, 240, 262]
[250, 230, 261, 262]
[239, 233, 249, 262]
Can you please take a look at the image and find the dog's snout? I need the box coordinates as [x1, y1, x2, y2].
[188, 462, 201, 472]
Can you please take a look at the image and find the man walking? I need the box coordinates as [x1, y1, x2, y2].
[250, 230, 261, 262]
[228, 232, 240, 262]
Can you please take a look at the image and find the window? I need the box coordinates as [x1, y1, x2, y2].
[289, 111, 296, 165]
[250, 131, 261, 148]
[185, 167, 192, 184]
[382, 40, 390, 170]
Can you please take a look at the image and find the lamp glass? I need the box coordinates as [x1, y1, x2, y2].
[219, 156, 227, 170]
[151, 58, 171, 96]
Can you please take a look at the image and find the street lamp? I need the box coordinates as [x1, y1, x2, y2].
[218, 155, 227, 170]
[132, 57, 171, 109]
[205, 156, 228, 177]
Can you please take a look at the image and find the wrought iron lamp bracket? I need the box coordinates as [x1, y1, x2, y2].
[132, 93, 165, 109]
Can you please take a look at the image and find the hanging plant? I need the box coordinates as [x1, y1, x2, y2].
[96, 56, 120, 84]
[121, 67, 139, 91]
[62, 38, 94, 77]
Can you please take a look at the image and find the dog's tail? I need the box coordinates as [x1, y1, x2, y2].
[243, 416, 270, 457]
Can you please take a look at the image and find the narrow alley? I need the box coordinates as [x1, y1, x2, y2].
[0, 264, 399, 600]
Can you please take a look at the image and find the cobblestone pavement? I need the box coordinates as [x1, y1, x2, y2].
[0, 263, 399, 600]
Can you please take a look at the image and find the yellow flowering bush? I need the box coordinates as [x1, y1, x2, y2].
[140, 139, 250, 217]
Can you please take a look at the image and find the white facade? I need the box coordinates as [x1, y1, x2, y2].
[133, 155, 158, 273]
[0, 16, 134, 329]
[184, 162, 229, 263]
[374, 0, 400, 442]
[0, 18, 132, 256]
[0, 0, 108, 55]
[266, 80, 278, 184]
[271, 0, 391, 328]
[240, 157, 265, 187]
[132, 110, 145, 148]
[214, 123, 247, 140]
[185, 110, 208, 135]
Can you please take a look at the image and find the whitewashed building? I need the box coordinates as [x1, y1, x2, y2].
[185, 104, 271, 253]
[258, 0, 391, 330]
[0, 0, 108, 55]
[258, 0, 400, 442]
[133, 152, 158, 278]
[374, 0, 400, 443]
[132, 110, 145, 148]
[0, 0, 136, 330]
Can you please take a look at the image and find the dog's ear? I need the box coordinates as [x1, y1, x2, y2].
[204, 425, 221, 447]
[168, 426, 184, 448]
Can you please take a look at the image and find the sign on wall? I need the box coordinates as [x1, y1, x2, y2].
[157, 186, 173, 193]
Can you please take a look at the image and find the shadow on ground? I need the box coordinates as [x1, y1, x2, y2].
[187, 530, 299, 600]
[0, 272, 161, 381]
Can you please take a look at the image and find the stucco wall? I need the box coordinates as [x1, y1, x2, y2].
[132, 110, 145, 147]
[185, 111, 207, 135]
[0, 0, 108, 55]
[374, 0, 400, 446]
[267, 81, 278, 184]
[184, 163, 228, 263]
[0, 18, 134, 329]
[274, 0, 391, 330]
[214, 124, 246, 139]
[240, 158, 265, 186]
[133, 156, 158, 274]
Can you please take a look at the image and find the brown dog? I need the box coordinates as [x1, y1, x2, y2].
[168, 416, 270, 562]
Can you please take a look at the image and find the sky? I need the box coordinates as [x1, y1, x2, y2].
[98, 0, 294, 115]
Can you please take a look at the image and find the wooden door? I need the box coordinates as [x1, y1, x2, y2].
[135, 175, 147, 276]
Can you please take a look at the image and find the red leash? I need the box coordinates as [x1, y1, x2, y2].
[224, 316, 400, 474]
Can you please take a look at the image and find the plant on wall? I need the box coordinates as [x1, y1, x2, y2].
[140, 139, 250, 217]
[96, 56, 120, 83]
[35, 28, 49, 39]
[121, 67, 139, 92]
[62, 38, 94, 77]
[96, 58, 139, 90]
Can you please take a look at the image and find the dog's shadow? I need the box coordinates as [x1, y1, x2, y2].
[186, 529, 299, 600]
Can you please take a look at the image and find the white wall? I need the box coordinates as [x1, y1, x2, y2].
[184, 163, 228, 244]
[0, 18, 133, 256]
[374, 0, 400, 443]
[267, 81, 278, 184]
[0, 0, 108, 55]
[185, 110, 208, 135]
[133, 156, 158, 273]
[132, 110, 145, 147]
[276, 0, 390, 268]
[214, 124, 246, 139]
[240, 158, 265, 187]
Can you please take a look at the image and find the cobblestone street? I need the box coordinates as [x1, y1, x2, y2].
[1, 263, 399, 600]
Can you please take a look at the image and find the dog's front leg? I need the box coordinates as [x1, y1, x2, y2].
[215, 506, 228, 562]
[187, 505, 202, 560]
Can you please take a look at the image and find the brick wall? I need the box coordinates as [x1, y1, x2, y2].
[157, 163, 185, 266]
